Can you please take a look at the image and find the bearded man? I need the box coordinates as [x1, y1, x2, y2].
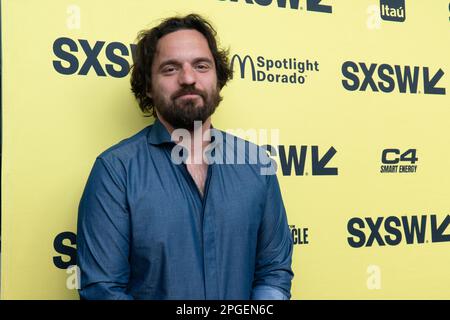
[77, 13, 293, 300]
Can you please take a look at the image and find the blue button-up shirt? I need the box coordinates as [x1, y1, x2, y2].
[77, 119, 294, 300]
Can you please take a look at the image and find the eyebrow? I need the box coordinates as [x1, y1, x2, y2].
[158, 57, 214, 71]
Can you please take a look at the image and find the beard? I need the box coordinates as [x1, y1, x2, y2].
[153, 85, 222, 131]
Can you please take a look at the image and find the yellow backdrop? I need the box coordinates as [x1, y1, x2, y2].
[1, 0, 449, 299]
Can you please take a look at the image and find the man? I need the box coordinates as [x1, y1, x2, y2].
[77, 14, 293, 300]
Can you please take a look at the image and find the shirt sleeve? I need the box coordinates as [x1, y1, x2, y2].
[77, 157, 134, 300]
[251, 173, 294, 300]
[251, 285, 289, 300]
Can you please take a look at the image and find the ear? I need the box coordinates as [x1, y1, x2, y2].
[146, 91, 152, 98]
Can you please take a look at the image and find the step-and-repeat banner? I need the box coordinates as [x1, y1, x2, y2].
[1, 0, 449, 299]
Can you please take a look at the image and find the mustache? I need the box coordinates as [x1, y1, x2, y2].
[171, 87, 206, 100]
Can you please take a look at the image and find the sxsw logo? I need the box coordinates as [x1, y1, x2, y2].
[265, 145, 338, 176]
[342, 61, 446, 95]
[380, 0, 405, 22]
[347, 214, 450, 248]
[53, 37, 136, 78]
[53, 231, 77, 269]
[218, 0, 332, 14]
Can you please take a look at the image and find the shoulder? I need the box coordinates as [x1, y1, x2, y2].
[97, 125, 152, 166]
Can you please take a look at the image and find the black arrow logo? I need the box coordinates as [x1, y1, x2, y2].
[307, 0, 332, 13]
[431, 214, 450, 243]
[311, 146, 338, 176]
[424, 68, 446, 95]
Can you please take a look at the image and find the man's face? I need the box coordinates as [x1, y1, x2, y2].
[149, 29, 221, 130]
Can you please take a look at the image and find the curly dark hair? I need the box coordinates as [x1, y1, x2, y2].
[130, 13, 233, 117]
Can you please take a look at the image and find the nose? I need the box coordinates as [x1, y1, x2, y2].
[178, 63, 196, 86]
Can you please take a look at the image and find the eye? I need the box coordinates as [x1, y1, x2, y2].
[162, 65, 177, 74]
[195, 63, 210, 72]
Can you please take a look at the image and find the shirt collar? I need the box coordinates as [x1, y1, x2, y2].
[147, 118, 223, 152]
[148, 118, 174, 146]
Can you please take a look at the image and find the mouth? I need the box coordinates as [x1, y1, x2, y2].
[177, 93, 200, 99]
[173, 88, 204, 100]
